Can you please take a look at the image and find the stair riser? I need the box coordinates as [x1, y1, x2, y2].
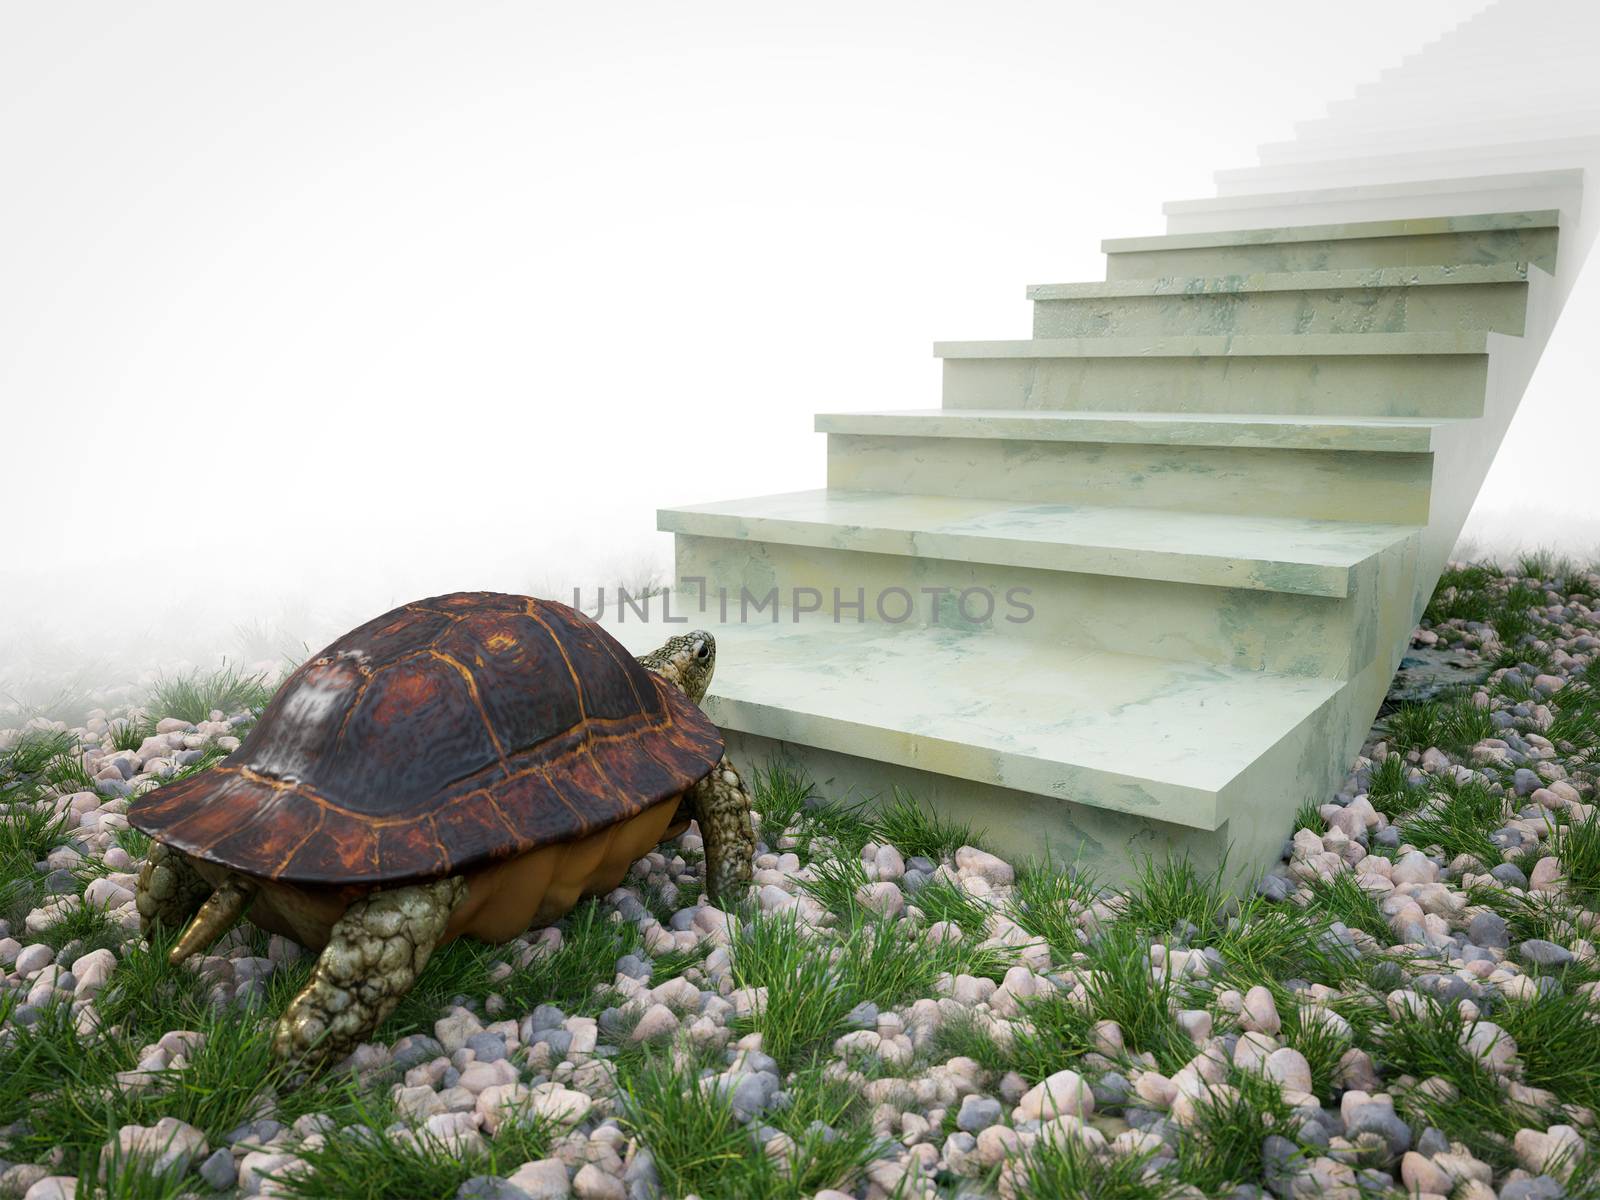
[1031, 282, 1526, 339]
[671, 533, 1376, 677]
[1106, 228, 1558, 279]
[826, 433, 1433, 524]
[941, 355, 1487, 418]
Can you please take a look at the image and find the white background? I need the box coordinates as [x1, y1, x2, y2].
[8, 0, 1574, 677]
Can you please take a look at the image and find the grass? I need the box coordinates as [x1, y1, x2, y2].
[276, 1109, 555, 1200]
[107, 717, 152, 753]
[911, 877, 993, 936]
[729, 905, 1007, 1071]
[1211, 900, 1366, 989]
[378, 898, 636, 1040]
[1077, 923, 1196, 1073]
[1548, 806, 1600, 904]
[617, 1051, 878, 1200]
[1382, 694, 1495, 757]
[1298, 872, 1392, 942]
[1113, 856, 1233, 940]
[1498, 988, 1600, 1120]
[0, 989, 355, 1178]
[36, 900, 127, 956]
[1423, 563, 1501, 624]
[1363, 753, 1418, 818]
[1172, 1069, 1305, 1194]
[1548, 673, 1600, 764]
[1013, 1139, 1182, 1200]
[1398, 776, 1507, 864]
[866, 790, 979, 860]
[1007, 859, 1096, 961]
[1375, 999, 1533, 1169]
[145, 664, 274, 725]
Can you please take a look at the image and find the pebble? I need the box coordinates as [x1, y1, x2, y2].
[955, 1094, 1001, 1133]
[507, 1158, 571, 1199]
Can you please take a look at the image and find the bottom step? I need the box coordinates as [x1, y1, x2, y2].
[602, 614, 1344, 841]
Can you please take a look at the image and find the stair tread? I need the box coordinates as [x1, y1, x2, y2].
[1026, 263, 1527, 300]
[935, 331, 1488, 358]
[1102, 209, 1560, 255]
[660, 488, 1417, 597]
[814, 408, 1464, 452]
[600, 616, 1342, 829]
[1161, 169, 1583, 219]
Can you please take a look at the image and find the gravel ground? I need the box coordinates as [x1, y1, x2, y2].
[1, 562, 1598, 1199]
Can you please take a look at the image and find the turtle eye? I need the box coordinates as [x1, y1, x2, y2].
[694, 641, 711, 661]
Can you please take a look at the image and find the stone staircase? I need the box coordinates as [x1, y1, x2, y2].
[603, 1, 1600, 880]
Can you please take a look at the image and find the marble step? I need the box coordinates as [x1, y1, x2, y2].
[1211, 140, 1599, 197]
[599, 613, 1345, 835]
[1161, 171, 1582, 237]
[936, 333, 1490, 418]
[815, 408, 1465, 454]
[1104, 211, 1560, 279]
[659, 488, 1415, 599]
[1271, 112, 1600, 162]
[820, 410, 1437, 525]
[1026, 264, 1528, 338]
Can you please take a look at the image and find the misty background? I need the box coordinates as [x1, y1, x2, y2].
[3, 0, 1586, 715]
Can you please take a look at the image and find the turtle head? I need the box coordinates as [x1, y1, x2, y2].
[639, 630, 716, 703]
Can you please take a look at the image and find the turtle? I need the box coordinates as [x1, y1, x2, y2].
[126, 591, 755, 1068]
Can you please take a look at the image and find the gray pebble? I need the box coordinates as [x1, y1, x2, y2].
[1501, 1176, 1566, 1200]
[1256, 874, 1293, 902]
[1520, 939, 1574, 969]
[390, 1035, 445, 1070]
[1416, 1127, 1449, 1157]
[844, 1001, 878, 1030]
[906, 856, 936, 875]
[1513, 768, 1542, 796]
[199, 1147, 237, 1190]
[730, 1070, 781, 1121]
[616, 953, 652, 981]
[456, 1177, 532, 1200]
[1344, 1103, 1411, 1161]
[529, 1004, 566, 1031]
[1491, 863, 1530, 889]
[956, 1094, 1001, 1133]
[624, 1146, 661, 1200]
[465, 1032, 507, 1063]
[1375, 827, 1402, 849]
[1092, 1071, 1131, 1108]
[1468, 911, 1510, 948]
[539, 1030, 573, 1058]
[901, 868, 930, 894]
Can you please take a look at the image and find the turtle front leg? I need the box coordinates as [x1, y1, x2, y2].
[689, 755, 756, 907]
[135, 843, 213, 937]
[273, 876, 466, 1069]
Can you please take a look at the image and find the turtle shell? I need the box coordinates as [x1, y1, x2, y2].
[127, 592, 724, 887]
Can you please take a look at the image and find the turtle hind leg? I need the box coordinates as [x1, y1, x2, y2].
[272, 876, 466, 1070]
[690, 755, 756, 908]
[134, 843, 213, 937]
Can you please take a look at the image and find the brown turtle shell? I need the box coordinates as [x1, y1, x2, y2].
[127, 592, 724, 887]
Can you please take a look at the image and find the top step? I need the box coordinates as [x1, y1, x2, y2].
[1103, 211, 1559, 280]
[1160, 171, 1582, 237]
